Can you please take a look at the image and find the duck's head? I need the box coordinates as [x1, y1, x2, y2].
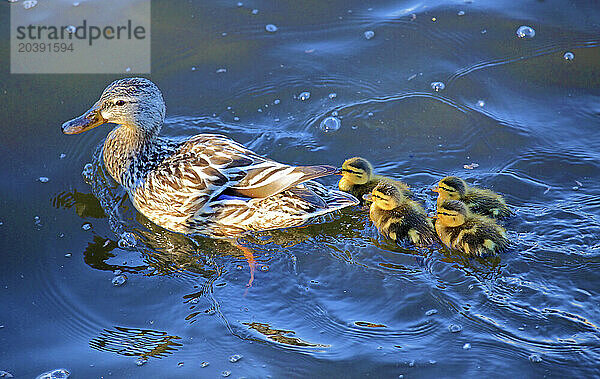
[62, 77, 165, 138]
[434, 199, 468, 227]
[363, 181, 404, 210]
[432, 176, 467, 200]
[337, 157, 374, 185]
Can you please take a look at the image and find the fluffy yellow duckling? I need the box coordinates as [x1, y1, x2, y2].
[432, 176, 511, 219]
[434, 200, 509, 257]
[338, 157, 411, 205]
[364, 182, 435, 246]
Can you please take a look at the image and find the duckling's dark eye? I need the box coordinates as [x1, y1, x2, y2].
[115, 100, 126, 106]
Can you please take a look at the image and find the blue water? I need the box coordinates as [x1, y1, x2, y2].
[1, 0, 600, 377]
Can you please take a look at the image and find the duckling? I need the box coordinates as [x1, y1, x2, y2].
[432, 176, 511, 219]
[434, 200, 509, 257]
[363, 181, 435, 246]
[338, 157, 411, 205]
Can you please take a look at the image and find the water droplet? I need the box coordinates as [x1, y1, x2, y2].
[35, 368, 70, 379]
[260, 265, 269, 272]
[222, 32, 227, 36]
[233, 116, 240, 121]
[251, 9, 258, 15]
[457, 10, 465, 16]
[425, 309, 438, 316]
[178, 362, 184, 367]
[112, 274, 127, 286]
[38, 177, 49, 183]
[408, 360, 415, 367]
[273, 99, 281, 105]
[229, 354, 243, 363]
[328, 92, 337, 99]
[201, 361, 210, 368]
[351, 125, 358, 130]
[364, 30, 375, 40]
[331, 111, 339, 117]
[448, 324, 462, 333]
[65, 25, 76, 34]
[64, 253, 72, 258]
[563, 51, 574, 61]
[265, 24, 278, 33]
[82, 163, 94, 182]
[477, 100, 485, 107]
[81, 222, 92, 231]
[463, 343, 471, 349]
[118, 232, 137, 249]
[136, 357, 148, 366]
[125, 67, 132, 72]
[367, 112, 374, 117]
[319, 116, 341, 133]
[430, 81, 445, 91]
[222, 371, 231, 377]
[23, 0, 37, 9]
[257, 108, 262, 112]
[0, 371, 14, 378]
[298, 91, 311, 101]
[429, 359, 437, 364]
[516, 25, 535, 39]
[72, 2, 80, 6]
[236, 2, 243, 7]
[216, 68, 227, 73]
[34, 216, 42, 228]
[59, 153, 66, 159]
[528, 353, 542, 363]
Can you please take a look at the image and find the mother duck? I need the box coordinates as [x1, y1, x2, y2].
[62, 78, 358, 237]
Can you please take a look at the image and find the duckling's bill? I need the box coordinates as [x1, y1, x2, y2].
[62, 103, 106, 134]
[362, 193, 373, 202]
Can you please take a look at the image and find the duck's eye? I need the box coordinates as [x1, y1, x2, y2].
[115, 100, 126, 106]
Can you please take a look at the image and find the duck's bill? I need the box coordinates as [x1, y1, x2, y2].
[61, 104, 105, 134]
[431, 187, 440, 193]
[362, 193, 373, 201]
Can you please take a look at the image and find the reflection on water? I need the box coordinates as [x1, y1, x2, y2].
[89, 326, 182, 360]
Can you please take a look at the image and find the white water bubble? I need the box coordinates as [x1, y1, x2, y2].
[463, 343, 471, 349]
[331, 111, 338, 117]
[448, 324, 462, 333]
[319, 116, 341, 133]
[273, 99, 281, 105]
[430, 81, 445, 91]
[265, 24, 278, 33]
[477, 100, 485, 107]
[201, 361, 210, 367]
[457, 10, 465, 16]
[118, 232, 137, 249]
[528, 353, 542, 363]
[35, 368, 70, 379]
[425, 309, 438, 316]
[229, 354, 243, 363]
[136, 357, 148, 366]
[82, 163, 94, 182]
[516, 25, 535, 39]
[81, 222, 92, 231]
[112, 274, 127, 286]
[72, 2, 80, 6]
[38, 176, 49, 183]
[328, 92, 337, 99]
[66, 25, 76, 34]
[298, 91, 311, 101]
[563, 51, 574, 61]
[23, 0, 37, 9]
[216, 68, 227, 73]
[59, 153, 66, 159]
[222, 371, 231, 377]
[364, 30, 375, 40]
[251, 9, 258, 14]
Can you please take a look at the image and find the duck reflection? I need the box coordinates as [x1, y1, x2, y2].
[89, 326, 182, 361]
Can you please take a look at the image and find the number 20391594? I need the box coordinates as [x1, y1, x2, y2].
[17, 42, 74, 53]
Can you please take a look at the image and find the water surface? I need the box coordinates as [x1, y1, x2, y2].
[1, 0, 600, 377]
